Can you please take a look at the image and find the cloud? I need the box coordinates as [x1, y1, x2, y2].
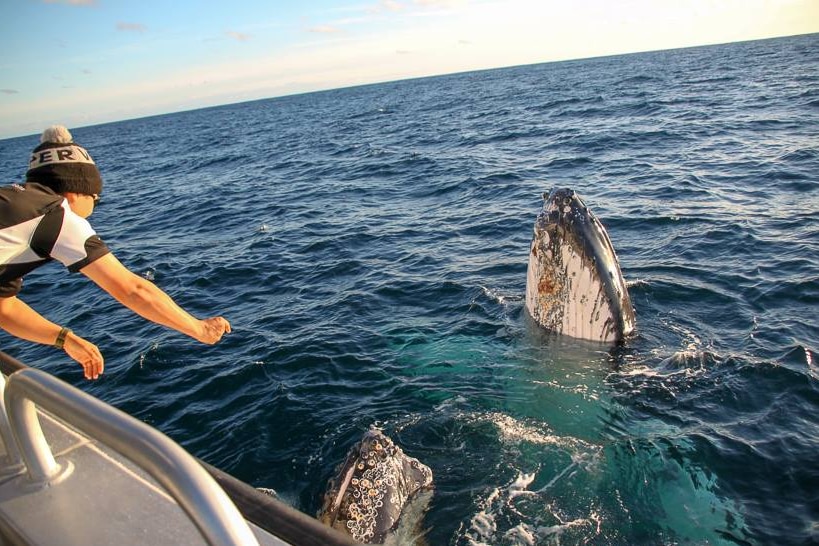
[226, 31, 251, 41]
[413, 0, 467, 6]
[1, 89, 19, 95]
[116, 22, 147, 32]
[308, 25, 342, 34]
[380, 0, 405, 11]
[43, 0, 97, 5]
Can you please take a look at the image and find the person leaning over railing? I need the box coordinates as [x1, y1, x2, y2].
[0, 125, 231, 380]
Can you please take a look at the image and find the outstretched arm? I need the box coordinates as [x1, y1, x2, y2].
[0, 296, 104, 380]
[80, 253, 231, 344]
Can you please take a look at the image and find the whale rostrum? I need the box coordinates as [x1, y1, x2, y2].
[318, 428, 433, 544]
[525, 188, 636, 343]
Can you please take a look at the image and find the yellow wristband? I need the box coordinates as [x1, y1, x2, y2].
[55, 327, 71, 349]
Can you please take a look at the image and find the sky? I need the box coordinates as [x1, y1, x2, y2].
[1, 0, 817, 139]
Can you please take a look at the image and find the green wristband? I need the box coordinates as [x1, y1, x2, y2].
[54, 327, 71, 349]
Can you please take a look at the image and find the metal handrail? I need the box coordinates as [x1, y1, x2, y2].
[0, 352, 25, 471]
[4, 368, 260, 546]
[0, 373, 24, 472]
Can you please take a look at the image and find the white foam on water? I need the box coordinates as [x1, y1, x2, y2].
[474, 412, 598, 454]
[460, 467, 603, 546]
[508, 472, 536, 500]
[805, 346, 816, 379]
[485, 412, 563, 446]
[479, 285, 522, 306]
[503, 523, 536, 545]
[617, 321, 724, 381]
[463, 487, 501, 545]
[533, 513, 602, 545]
[619, 365, 659, 377]
[503, 516, 599, 546]
[453, 409, 609, 544]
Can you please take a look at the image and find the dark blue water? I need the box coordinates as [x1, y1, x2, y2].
[2, 34, 818, 545]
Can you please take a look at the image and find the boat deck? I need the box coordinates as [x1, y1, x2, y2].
[0, 352, 358, 546]
[0, 404, 287, 545]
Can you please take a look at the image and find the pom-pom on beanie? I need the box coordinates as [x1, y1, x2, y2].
[26, 125, 103, 195]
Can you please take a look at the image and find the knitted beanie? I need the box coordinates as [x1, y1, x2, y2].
[26, 125, 103, 195]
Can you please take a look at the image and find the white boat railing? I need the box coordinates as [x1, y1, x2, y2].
[0, 373, 23, 474]
[1, 366, 260, 546]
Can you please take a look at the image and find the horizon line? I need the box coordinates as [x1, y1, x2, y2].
[2, 31, 816, 142]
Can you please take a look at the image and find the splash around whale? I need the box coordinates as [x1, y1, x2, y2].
[525, 188, 636, 344]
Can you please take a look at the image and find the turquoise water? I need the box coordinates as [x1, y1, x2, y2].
[1, 33, 818, 545]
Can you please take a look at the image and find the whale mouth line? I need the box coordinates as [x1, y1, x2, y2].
[525, 187, 635, 343]
[327, 463, 357, 527]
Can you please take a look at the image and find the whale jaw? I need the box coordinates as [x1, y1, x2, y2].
[318, 428, 433, 544]
[525, 188, 635, 344]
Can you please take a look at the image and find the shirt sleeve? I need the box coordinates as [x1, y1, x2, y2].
[49, 201, 111, 272]
[0, 277, 23, 298]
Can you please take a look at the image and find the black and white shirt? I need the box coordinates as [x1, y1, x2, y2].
[0, 183, 110, 297]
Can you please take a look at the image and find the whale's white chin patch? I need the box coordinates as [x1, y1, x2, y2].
[526, 239, 618, 343]
[559, 242, 618, 342]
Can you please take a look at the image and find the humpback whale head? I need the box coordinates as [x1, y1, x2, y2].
[318, 428, 433, 544]
[525, 188, 636, 343]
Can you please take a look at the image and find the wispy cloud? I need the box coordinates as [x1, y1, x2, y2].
[43, 0, 97, 5]
[226, 31, 251, 41]
[413, 0, 468, 6]
[116, 22, 147, 32]
[380, 0, 405, 11]
[1, 89, 19, 95]
[308, 25, 342, 34]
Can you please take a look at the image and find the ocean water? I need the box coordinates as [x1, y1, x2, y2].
[1, 33, 818, 545]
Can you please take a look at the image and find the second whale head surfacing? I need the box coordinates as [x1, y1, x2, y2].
[318, 428, 433, 544]
[525, 188, 636, 344]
